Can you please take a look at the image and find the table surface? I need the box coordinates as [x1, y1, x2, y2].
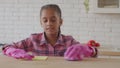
[0, 55, 120, 68]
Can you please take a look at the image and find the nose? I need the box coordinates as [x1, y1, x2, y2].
[46, 20, 52, 26]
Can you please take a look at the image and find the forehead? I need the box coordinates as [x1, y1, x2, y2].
[41, 8, 59, 18]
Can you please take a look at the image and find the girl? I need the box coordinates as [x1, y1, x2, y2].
[2, 4, 97, 61]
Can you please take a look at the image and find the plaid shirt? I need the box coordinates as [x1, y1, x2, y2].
[3, 33, 80, 56]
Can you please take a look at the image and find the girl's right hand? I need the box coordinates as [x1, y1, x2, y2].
[3, 48, 34, 60]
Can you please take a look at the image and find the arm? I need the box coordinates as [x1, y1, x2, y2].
[64, 44, 97, 61]
[2, 36, 34, 60]
[2, 37, 33, 53]
[64, 36, 97, 61]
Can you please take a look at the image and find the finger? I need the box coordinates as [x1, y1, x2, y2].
[64, 46, 73, 56]
[65, 47, 80, 60]
[23, 54, 34, 60]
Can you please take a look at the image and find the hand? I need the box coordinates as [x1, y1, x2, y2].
[64, 44, 84, 61]
[4, 48, 34, 60]
[64, 44, 96, 61]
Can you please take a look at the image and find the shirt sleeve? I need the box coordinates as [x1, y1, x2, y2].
[71, 37, 80, 45]
[2, 35, 33, 53]
[64, 35, 80, 47]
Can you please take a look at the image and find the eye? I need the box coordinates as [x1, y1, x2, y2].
[51, 19, 56, 23]
[43, 19, 47, 23]
[51, 17, 56, 23]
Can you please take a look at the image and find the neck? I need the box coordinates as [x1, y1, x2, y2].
[45, 32, 59, 46]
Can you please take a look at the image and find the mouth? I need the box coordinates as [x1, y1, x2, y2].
[46, 28, 54, 31]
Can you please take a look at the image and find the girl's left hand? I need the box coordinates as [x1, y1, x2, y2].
[64, 44, 96, 61]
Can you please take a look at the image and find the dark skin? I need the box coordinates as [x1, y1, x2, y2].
[40, 8, 63, 46]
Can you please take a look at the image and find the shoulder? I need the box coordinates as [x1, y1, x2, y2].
[31, 33, 43, 37]
[61, 34, 80, 43]
[29, 33, 43, 40]
[61, 34, 74, 40]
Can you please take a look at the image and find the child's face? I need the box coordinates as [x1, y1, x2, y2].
[40, 8, 62, 35]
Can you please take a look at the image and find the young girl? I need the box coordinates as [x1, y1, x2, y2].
[2, 4, 97, 61]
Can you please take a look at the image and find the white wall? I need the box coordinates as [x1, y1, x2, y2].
[0, 0, 120, 48]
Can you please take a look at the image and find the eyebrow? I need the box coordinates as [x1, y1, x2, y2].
[42, 16, 57, 19]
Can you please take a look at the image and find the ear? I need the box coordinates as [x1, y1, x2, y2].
[40, 19, 43, 27]
[60, 18, 63, 26]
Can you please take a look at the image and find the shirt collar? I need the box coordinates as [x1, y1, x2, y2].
[39, 32, 65, 46]
[39, 33, 47, 45]
[55, 33, 65, 46]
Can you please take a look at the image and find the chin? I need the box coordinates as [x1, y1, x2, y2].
[46, 32, 55, 34]
[46, 31, 58, 35]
